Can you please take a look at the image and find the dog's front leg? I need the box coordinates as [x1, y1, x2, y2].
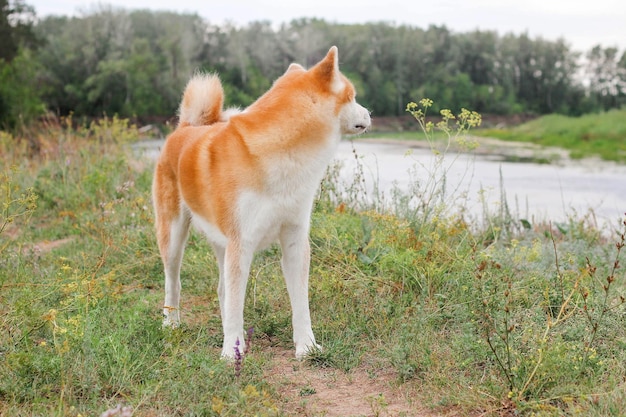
[220, 240, 252, 359]
[280, 225, 320, 359]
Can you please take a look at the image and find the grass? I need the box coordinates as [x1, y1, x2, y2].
[474, 108, 626, 162]
[1, 116, 625, 416]
[365, 107, 626, 164]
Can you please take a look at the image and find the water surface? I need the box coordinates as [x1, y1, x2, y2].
[337, 139, 626, 231]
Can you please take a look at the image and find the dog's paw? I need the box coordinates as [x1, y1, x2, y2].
[220, 332, 247, 361]
[162, 317, 180, 328]
[220, 349, 236, 362]
[295, 342, 322, 360]
[162, 307, 180, 328]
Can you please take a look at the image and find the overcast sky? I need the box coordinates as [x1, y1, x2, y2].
[28, 0, 626, 53]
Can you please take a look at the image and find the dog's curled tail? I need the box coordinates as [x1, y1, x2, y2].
[178, 73, 224, 128]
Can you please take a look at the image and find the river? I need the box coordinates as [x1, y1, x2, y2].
[337, 139, 626, 232]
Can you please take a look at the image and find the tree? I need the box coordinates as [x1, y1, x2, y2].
[35, 8, 205, 119]
[0, 48, 45, 128]
[0, 0, 38, 62]
[0, 0, 43, 128]
[586, 45, 626, 110]
[18, 12, 625, 122]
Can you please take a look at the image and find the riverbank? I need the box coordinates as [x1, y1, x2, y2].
[358, 134, 571, 164]
[370, 108, 626, 163]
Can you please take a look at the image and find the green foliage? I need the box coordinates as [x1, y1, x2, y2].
[34, 9, 204, 119]
[0, 164, 37, 252]
[0, 0, 40, 62]
[0, 48, 46, 128]
[0, 7, 619, 123]
[468, 228, 626, 412]
[0, 0, 43, 128]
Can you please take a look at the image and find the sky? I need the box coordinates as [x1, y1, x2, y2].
[28, 0, 626, 53]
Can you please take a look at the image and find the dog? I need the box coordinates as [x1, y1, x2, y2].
[152, 46, 371, 359]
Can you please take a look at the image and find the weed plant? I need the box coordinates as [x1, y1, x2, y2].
[1, 112, 625, 416]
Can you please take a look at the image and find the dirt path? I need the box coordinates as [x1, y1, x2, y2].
[263, 348, 448, 417]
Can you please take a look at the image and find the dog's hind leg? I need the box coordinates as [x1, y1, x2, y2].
[220, 239, 253, 359]
[280, 224, 320, 359]
[153, 167, 191, 327]
[160, 211, 190, 327]
[212, 244, 226, 324]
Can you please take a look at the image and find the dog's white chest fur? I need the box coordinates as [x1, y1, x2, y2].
[238, 142, 338, 249]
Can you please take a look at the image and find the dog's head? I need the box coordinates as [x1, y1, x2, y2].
[277, 47, 371, 137]
[317, 46, 371, 135]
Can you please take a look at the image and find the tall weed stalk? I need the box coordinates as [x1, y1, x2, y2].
[471, 215, 626, 409]
[401, 100, 481, 232]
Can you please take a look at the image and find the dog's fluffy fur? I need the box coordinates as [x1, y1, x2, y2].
[152, 46, 371, 358]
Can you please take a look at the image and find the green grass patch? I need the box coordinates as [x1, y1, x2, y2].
[1, 119, 625, 416]
[367, 108, 626, 164]
[476, 108, 626, 162]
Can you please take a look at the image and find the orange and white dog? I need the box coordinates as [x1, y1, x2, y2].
[152, 46, 371, 359]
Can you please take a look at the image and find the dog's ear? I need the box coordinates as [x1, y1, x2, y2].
[312, 46, 344, 93]
[287, 63, 305, 73]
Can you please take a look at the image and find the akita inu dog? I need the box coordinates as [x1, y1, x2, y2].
[152, 46, 371, 359]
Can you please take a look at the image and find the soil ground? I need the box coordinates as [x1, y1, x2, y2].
[263, 347, 464, 417]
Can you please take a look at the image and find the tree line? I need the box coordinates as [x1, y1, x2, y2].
[1, 0, 626, 129]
